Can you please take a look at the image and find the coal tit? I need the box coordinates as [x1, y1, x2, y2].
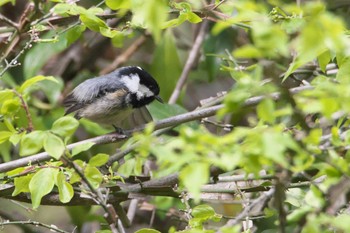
[63, 66, 162, 128]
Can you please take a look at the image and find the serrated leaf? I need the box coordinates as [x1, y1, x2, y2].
[44, 133, 65, 159]
[51, 116, 79, 138]
[56, 172, 74, 203]
[84, 166, 103, 189]
[71, 142, 95, 157]
[88, 153, 109, 167]
[12, 175, 32, 196]
[29, 168, 58, 209]
[19, 75, 58, 94]
[19, 131, 45, 156]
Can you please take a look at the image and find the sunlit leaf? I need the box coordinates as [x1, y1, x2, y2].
[51, 116, 79, 138]
[43, 133, 65, 159]
[19, 131, 45, 156]
[29, 168, 58, 209]
[56, 171, 74, 203]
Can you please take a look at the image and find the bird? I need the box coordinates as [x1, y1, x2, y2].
[63, 66, 162, 130]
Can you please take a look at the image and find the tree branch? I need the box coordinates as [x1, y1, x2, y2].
[168, 19, 209, 104]
[0, 85, 313, 173]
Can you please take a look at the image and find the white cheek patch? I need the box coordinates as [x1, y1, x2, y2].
[121, 74, 154, 100]
[121, 74, 140, 93]
[137, 84, 154, 100]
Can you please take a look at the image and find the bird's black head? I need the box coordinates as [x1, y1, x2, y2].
[118, 66, 162, 108]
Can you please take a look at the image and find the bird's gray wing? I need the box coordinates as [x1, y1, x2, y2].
[63, 76, 123, 115]
[120, 106, 153, 130]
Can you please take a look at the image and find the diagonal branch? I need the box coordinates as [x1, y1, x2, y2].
[0, 85, 313, 173]
[168, 20, 209, 104]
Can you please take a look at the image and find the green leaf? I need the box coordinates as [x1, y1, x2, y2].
[317, 50, 331, 73]
[12, 175, 32, 196]
[233, 45, 263, 58]
[118, 158, 136, 177]
[43, 133, 65, 159]
[187, 12, 202, 23]
[1, 99, 20, 115]
[9, 131, 25, 145]
[0, 0, 15, 7]
[56, 172, 74, 203]
[19, 75, 58, 94]
[99, 27, 120, 38]
[80, 13, 107, 32]
[192, 204, 216, 219]
[71, 142, 95, 157]
[84, 166, 103, 189]
[66, 25, 86, 46]
[51, 116, 79, 138]
[88, 153, 109, 167]
[180, 162, 209, 201]
[0, 131, 14, 144]
[131, 0, 168, 43]
[150, 29, 182, 101]
[19, 131, 45, 156]
[29, 168, 58, 209]
[135, 229, 161, 233]
[257, 98, 275, 124]
[106, 0, 130, 10]
[336, 58, 350, 83]
[96, 230, 112, 233]
[23, 33, 67, 79]
[0, 89, 14, 102]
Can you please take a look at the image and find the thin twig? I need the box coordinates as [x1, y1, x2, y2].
[63, 157, 119, 232]
[220, 188, 275, 230]
[0, 35, 34, 77]
[168, 20, 209, 104]
[100, 34, 148, 75]
[0, 220, 70, 233]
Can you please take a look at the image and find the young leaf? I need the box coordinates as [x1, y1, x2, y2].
[19, 75, 58, 94]
[0, 131, 14, 144]
[88, 153, 109, 167]
[56, 171, 74, 203]
[19, 131, 45, 156]
[179, 162, 209, 201]
[106, 0, 130, 9]
[192, 204, 216, 219]
[135, 229, 161, 233]
[29, 168, 58, 209]
[51, 116, 79, 138]
[43, 133, 65, 159]
[84, 166, 103, 189]
[12, 175, 32, 196]
[71, 142, 95, 157]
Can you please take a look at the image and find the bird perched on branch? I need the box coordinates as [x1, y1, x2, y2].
[63, 66, 162, 130]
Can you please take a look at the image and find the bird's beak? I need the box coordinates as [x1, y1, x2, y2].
[155, 95, 164, 103]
